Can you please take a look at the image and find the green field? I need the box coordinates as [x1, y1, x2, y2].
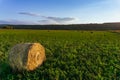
[0, 30, 120, 80]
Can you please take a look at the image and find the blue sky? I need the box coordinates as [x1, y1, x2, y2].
[0, 0, 120, 24]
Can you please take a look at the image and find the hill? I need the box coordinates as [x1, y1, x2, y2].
[1, 23, 120, 30]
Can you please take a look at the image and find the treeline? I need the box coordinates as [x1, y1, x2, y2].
[1, 23, 120, 30]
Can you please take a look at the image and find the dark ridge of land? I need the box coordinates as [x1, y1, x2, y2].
[0, 23, 120, 30]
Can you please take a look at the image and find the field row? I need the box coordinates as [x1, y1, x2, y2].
[0, 30, 120, 80]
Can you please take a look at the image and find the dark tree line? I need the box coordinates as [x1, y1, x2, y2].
[1, 23, 120, 30]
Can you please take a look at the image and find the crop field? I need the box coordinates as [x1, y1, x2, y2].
[0, 30, 120, 80]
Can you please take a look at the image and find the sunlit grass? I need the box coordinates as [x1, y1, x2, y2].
[0, 30, 120, 80]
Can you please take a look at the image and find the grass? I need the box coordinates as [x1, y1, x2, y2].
[0, 30, 120, 80]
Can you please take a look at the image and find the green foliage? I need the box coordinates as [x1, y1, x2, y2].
[0, 30, 120, 80]
[2, 26, 14, 29]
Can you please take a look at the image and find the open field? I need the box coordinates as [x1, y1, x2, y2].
[0, 30, 120, 80]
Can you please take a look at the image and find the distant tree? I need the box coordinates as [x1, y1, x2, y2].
[2, 26, 14, 29]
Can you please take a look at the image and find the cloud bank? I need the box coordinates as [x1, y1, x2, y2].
[19, 12, 77, 24]
[19, 12, 40, 17]
[0, 12, 77, 25]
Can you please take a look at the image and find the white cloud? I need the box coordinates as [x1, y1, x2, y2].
[45, 17, 75, 23]
[19, 12, 77, 24]
[19, 12, 40, 17]
[38, 20, 58, 24]
[39, 16, 76, 24]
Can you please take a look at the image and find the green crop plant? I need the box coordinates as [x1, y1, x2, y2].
[0, 30, 120, 80]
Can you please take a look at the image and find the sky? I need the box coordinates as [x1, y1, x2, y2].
[0, 0, 120, 24]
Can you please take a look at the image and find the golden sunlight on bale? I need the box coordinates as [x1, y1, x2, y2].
[8, 43, 46, 71]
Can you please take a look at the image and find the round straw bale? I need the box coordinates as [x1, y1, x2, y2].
[8, 43, 46, 71]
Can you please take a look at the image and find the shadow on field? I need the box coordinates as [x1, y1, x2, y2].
[0, 62, 12, 77]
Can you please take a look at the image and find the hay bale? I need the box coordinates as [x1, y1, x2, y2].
[8, 43, 46, 71]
